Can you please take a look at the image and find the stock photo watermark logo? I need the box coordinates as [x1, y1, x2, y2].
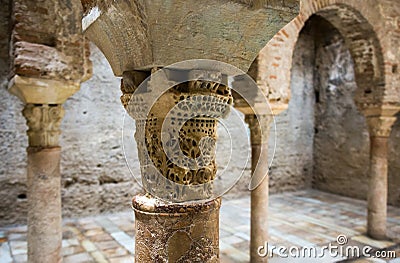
[257, 234, 397, 259]
[122, 59, 277, 203]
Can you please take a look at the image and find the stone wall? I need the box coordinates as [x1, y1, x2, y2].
[59, 44, 140, 218]
[267, 24, 315, 193]
[0, 0, 30, 226]
[0, 0, 9, 83]
[312, 17, 370, 200]
[389, 118, 400, 206]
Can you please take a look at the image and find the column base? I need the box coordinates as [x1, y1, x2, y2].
[132, 194, 221, 262]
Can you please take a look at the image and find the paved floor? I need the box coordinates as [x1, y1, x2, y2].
[0, 190, 399, 263]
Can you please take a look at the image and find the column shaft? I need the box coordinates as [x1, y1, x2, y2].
[250, 143, 269, 262]
[246, 114, 271, 262]
[366, 116, 396, 240]
[367, 136, 389, 240]
[133, 195, 220, 262]
[27, 147, 62, 263]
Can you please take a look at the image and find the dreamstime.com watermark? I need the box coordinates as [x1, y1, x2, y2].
[257, 235, 397, 259]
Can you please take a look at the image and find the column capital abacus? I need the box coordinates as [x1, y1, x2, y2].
[367, 116, 397, 138]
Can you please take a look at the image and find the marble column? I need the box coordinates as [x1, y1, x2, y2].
[121, 69, 232, 262]
[245, 114, 272, 262]
[22, 103, 65, 263]
[366, 116, 397, 240]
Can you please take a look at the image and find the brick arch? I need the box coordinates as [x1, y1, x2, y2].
[258, 0, 390, 114]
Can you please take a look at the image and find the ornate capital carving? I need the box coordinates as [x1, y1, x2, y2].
[121, 69, 233, 200]
[367, 116, 397, 138]
[245, 114, 272, 145]
[23, 104, 64, 147]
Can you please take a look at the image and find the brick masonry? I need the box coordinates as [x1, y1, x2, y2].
[261, 0, 400, 111]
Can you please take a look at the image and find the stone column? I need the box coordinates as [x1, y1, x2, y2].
[121, 69, 232, 262]
[80, 1, 298, 261]
[245, 114, 272, 263]
[23, 104, 64, 263]
[8, 0, 91, 260]
[366, 116, 397, 240]
[9, 79, 87, 263]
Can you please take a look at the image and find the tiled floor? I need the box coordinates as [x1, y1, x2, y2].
[0, 190, 399, 262]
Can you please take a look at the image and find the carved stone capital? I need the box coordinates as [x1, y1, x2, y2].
[121, 69, 233, 200]
[245, 114, 272, 145]
[23, 104, 65, 147]
[367, 116, 397, 138]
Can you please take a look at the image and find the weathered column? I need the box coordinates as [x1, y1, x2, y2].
[8, 1, 91, 262]
[23, 104, 64, 262]
[133, 195, 221, 262]
[245, 114, 272, 262]
[9, 88, 88, 263]
[233, 49, 289, 261]
[121, 69, 232, 262]
[366, 116, 397, 240]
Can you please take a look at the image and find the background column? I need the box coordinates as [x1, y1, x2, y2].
[366, 116, 397, 240]
[8, 0, 91, 261]
[245, 114, 272, 263]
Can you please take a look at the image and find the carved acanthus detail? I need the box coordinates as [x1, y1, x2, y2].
[245, 114, 272, 145]
[367, 116, 397, 138]
[23, 104, 64, 147]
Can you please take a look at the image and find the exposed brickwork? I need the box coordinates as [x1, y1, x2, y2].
[10, 0, 91, 83]
[257, 19, 300, 110]
[259, 0, 400, 115]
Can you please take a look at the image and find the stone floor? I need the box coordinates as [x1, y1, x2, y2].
[0, 189, 399, 263]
